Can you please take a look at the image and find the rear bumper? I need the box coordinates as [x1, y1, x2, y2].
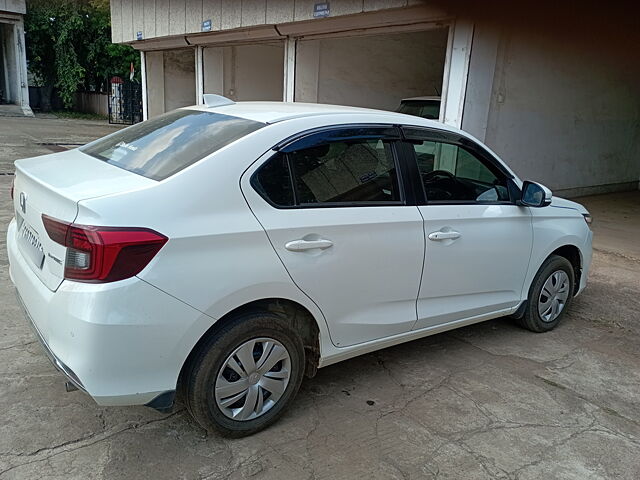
[16, 291, 87, 393]
[7, 218, 212, 406]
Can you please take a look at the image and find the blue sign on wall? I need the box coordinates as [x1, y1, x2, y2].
[313, 2, 330, 18]
[202, 19, 212, 32]
[136, 31, 143, 41]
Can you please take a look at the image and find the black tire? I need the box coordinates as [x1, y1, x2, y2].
[183, 311, 305, 437]
[518, 255, 575, 333]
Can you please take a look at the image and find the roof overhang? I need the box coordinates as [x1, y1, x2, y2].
[128, 5, 451, 51]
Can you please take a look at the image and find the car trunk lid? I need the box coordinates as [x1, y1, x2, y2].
[12, 149, 156, 291]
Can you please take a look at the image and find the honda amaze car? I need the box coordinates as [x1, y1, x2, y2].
[7, 96, 593, 437]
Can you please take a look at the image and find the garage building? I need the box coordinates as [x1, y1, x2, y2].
[109, 0, 640, 197]
[0, 0, 30, 115]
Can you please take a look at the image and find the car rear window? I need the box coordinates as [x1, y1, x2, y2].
[81, 110, 265, 180]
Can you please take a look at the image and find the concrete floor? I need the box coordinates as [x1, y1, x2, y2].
[0, 114, 122, 174]
[0, 105, 33, 119]
[0, 117, 639, 479]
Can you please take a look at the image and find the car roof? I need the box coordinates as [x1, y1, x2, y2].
[182, 101, 431, 125]
[181, 101, 520, 181]
[181, 100, 476, 142]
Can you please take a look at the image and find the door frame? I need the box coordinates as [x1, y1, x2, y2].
[398, 124, 519, 207]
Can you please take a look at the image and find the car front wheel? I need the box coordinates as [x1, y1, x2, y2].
[519, 254, 575, 332]
[183, 311, 305, 437]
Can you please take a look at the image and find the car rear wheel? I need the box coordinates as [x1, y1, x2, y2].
[519, 255, 575, 333]
[183, 311, 305, 437]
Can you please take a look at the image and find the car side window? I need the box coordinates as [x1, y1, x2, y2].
[410, 138, 510, 203]
[252, 153, 294, 207]
[252, 133, 403, 208]
[289, 138, 400, 205]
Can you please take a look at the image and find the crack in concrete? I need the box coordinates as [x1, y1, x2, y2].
[445, 329, 640, 427]
[0, 341, 36, 352]
[0, 410, 185, 478]
[456, 441, 511, 479]
[302, 394, 321, 480]
[593, 247, 640, 263]
[451, 331, 588, 368]
[509, 419, 599, 479]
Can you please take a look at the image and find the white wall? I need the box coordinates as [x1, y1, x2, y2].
[144, 48, 196, 117]
[163, 49, 196, 112]
[203, 43, 283, 101]
[146, 43, 283, 117]
[296, 29, 448, 111]
[145, 51, 165, 117]
[464, 23, 640, 196]
[203, 47, 223, 96]
[74, 92, 109, 117]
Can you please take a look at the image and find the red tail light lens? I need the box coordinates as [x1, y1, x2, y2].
[42, 215, 168, 283]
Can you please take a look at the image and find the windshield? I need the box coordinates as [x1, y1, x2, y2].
[82, 110, 265, 180]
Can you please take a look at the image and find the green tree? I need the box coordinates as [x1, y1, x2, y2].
[25, 0, 140, 110]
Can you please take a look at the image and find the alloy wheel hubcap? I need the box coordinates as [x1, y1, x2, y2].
[538, 270, 570, 322]
[214, 337, 291, 421]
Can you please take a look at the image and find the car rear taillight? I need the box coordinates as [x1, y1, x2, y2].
[42, 215, 168, 283]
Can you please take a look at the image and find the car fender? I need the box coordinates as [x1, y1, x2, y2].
[523, 206, 590, 298]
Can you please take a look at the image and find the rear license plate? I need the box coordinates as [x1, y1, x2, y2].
[16, 213, 45, 269]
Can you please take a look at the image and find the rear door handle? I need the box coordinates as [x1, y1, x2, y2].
[428, 230, 461, 241]
[285, 239, 334, 251]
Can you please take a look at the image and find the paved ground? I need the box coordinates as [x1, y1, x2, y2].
[0, 114, 122, 174]
[0, 117, 639, 479]
[0, 105, 33, 119]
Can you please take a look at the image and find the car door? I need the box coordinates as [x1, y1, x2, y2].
[400, 126, 533, 329]
[241, 126, 424, 347]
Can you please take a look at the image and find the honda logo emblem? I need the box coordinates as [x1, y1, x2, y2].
[19, 192, 27, 215]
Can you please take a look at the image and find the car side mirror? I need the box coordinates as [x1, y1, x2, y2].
[520, 181, 552, 207]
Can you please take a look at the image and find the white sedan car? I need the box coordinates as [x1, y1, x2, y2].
[8, 97, 593, 436]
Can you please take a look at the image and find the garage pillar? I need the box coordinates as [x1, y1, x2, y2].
[441, 19, 474, 128]
[195, 45, 204, 105]
[0, 20, 30, 113]
[140, 50, 148, 120]
[284, 37, 296, 102]
[460, 24, 500, 142]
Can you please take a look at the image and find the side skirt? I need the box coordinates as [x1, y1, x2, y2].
[318, 306, 520, 368]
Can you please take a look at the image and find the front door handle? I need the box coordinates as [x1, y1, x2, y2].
[285, 239, 334, 252]
[428, 230, 461, 241]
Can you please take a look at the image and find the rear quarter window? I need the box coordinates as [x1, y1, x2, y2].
[81, 110, 264, 180]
